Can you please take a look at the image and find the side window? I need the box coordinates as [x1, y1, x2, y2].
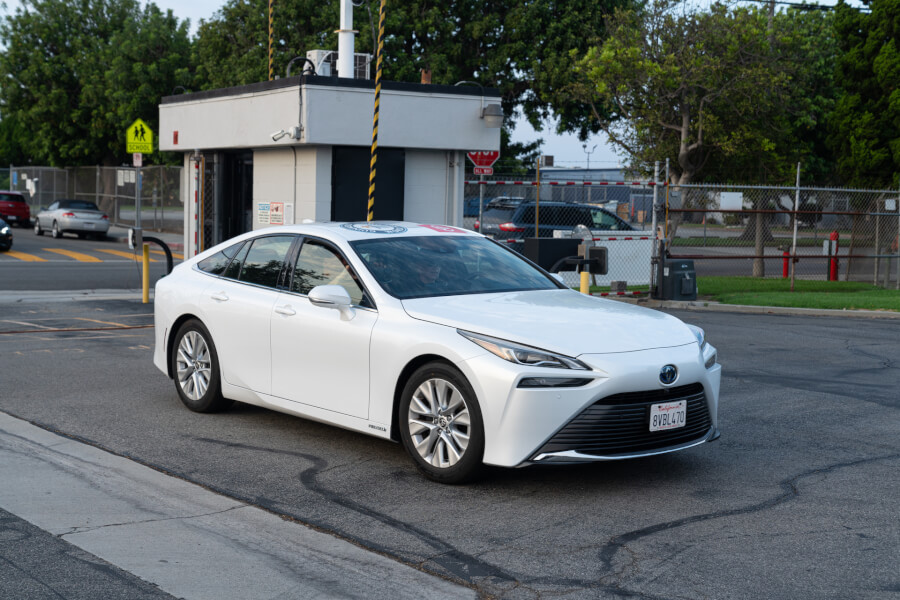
[292, 241, 365, 305]
[592, 209, 620, 230]
[237, 236, 295, 288]
[48, 202, 58, 211]
[197, 241, 245, 275]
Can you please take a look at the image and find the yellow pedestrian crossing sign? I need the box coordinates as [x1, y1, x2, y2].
[126, 118, 153, 153]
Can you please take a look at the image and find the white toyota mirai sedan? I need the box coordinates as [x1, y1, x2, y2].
[153, 221, 721, 483]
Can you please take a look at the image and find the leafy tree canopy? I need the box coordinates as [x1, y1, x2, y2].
[0, 0, 191, 166]
[829, 0, 900, 188]
[191, 0, 634, 166]
[571, 0, 837, 185]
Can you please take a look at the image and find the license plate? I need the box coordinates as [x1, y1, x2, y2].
[84, 223, 95, 229]
[649, 400, 686, 432]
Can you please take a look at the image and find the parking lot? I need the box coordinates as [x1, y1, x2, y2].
[0, 297, 897, 599]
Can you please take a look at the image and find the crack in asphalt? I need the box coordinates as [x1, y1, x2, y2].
[56, 505, 247, 539]
[844, 340, 897, 370]
[595, 452, 900, 577]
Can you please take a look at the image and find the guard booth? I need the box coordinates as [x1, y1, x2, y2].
[158, 76, 501, 256]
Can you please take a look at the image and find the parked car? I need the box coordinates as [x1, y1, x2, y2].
[33, 199, 110, 239]
[476, 201, 634, 249]
[0, 218, 12, 251]
[0, 191, 31, 228]
[153, 221, 720, 483]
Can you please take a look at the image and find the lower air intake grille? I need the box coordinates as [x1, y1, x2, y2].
[535, 383, 711, 456]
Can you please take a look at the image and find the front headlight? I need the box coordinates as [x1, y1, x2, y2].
[458, 330, 589, 370]
[0, 226, 9, 234]
[687, 324, 707, 351]
[688, 324, 717, 368]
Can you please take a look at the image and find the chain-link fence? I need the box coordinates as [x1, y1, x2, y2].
[5, 165, 183, 234]
[464, 178, 658, 289]
[665, 184, 900, 289]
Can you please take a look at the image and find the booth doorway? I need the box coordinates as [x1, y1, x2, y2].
[221, 152, 253, 241]
[332, 146, 405, 221]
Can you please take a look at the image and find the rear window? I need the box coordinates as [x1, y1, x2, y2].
[516, 206, 593, 226]
[197, 241, 245, 275]
[480, 207, 516, 224]
[59, 200, 100, 210]
[0, 193, 25, 203]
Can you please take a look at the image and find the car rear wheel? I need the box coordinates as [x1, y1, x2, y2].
[170, 319, 232, 413]
[399, 362, 485, 484]
[34, 219, 43, 236]
[51, 221, 61, 239]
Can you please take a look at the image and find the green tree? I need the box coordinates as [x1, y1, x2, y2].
[0, 0, 191, 166]
[570, 0, 836, 185]
[190, 0, 633, 167]
[829, 0, 900, 188]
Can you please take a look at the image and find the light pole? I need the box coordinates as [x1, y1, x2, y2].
[582, 143, 598, 171]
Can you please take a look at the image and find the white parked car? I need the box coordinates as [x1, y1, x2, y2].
[34, 199, 110, 239]
[153, 222, 720, 483]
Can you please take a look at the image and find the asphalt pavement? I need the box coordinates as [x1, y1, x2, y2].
[0, 287, 897, 599]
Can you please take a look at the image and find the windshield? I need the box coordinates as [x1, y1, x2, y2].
[350, 235, 560, 299]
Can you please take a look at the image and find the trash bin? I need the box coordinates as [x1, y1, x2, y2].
[659, 258, 697, 301]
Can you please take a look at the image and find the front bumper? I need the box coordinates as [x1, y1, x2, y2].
[463, 343, 720, 467]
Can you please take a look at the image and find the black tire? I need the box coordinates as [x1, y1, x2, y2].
[399, 361, 485, 484]
[170, 319, 232, 413]
[34, 219, 43, 236]
[51, 221, 61, 239]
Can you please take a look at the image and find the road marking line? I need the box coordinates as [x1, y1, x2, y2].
[1, 250, 47, 262]
[151, 249, 184, 260]
[1, 320, 56, 330]
[96, 248, 157, 262]
[74, 318, 128, 327]
[44, 248, 102, 262]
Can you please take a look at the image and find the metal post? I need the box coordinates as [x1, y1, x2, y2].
[95, 166, 100, 213]
[478, 174, 484, 233]
[367, 0, 386, 221]
[790, 162, 800, 291]
[535, 156, 541, 238]
[651, 161, 659, 294]
[874, 200, 881, 285]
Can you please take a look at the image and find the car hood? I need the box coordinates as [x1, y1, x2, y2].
[401, 289, 697, 356]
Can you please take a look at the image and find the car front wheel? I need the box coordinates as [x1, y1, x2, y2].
[399, 362, 485, 484]
[34, 219, 43, 235]
[170, 319, 232, 413]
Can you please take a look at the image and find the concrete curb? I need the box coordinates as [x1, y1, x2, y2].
[605, 295, 900, 319]
[0, 412, 476, 600]
[0, 289, 153, 304]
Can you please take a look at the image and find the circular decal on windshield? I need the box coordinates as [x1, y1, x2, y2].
[341, 223, 408, 234]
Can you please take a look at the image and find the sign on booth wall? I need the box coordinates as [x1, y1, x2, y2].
[258, 202, 289, 225]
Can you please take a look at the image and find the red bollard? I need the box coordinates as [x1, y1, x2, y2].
[829, 230, 839, 281]
[783, 251, 790, 278]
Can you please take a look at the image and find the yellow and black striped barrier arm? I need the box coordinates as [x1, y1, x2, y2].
[268, 0, 274, 81]
[368, 0, 386, 222]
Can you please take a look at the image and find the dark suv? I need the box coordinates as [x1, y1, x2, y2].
[477, 200, 633, 249]
[0, 191, 31, 227]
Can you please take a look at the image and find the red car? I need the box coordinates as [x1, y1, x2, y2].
[0, 191, 31, 227]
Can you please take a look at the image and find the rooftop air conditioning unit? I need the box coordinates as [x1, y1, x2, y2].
[306, 50, 372, 79]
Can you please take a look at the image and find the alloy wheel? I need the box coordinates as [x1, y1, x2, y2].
[176, 330, 212, 401]
[407, 377, 471, 468]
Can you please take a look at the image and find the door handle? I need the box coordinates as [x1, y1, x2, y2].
[210, 292, 229, 302]
[274, 304, 296, 316]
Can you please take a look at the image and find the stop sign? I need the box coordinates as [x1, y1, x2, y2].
[467, 151, 500, 168]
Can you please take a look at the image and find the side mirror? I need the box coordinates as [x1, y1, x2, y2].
[308, 285, 355, 321]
